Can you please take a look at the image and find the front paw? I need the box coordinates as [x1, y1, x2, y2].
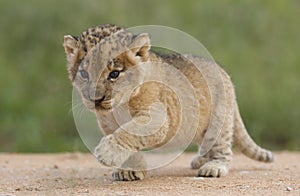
[112, 169, 147, 181]
[94, 135, 136, 167]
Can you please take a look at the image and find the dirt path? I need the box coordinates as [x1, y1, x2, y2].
[0, 152, 299, 195]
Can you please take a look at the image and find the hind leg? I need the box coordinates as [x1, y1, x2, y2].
[190, 149, 210, 169]
[197, 149, 232, 177]
[112, 152, 147, 181]
[197, 116, 234, 177]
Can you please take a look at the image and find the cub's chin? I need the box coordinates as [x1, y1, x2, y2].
[95, 99, 113, 111]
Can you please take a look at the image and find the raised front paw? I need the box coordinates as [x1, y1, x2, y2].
[197, 160, 228, 177]
[112, 169, 147, 181]
[94, 135, 136, 167]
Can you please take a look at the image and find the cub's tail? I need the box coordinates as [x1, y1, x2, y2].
[233, 104, 274, 162]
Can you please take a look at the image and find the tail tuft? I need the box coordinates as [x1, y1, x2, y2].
[258, 149, 275, 162]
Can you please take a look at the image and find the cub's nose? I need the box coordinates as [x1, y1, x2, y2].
[91, 96, 105, 107]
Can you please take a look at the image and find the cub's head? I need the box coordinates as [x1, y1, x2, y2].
[63, 24, 151, 111]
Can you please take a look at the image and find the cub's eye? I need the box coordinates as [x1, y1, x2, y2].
[79, 70, 89, 79]
[108, 70, 120, 79]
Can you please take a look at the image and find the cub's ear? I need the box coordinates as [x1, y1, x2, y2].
[63, 35, 80, 67]
[127, 33, 151, 63]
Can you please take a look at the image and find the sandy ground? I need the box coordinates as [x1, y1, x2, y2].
[0, 152, 299, 196]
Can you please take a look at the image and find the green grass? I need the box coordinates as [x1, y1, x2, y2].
[0, 0, 299, 152]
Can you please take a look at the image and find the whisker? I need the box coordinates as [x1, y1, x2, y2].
[78, 104, 88, 120]
[69, 100, 84, 115]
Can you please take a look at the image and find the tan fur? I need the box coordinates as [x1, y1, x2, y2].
[63, 24, 274, 181]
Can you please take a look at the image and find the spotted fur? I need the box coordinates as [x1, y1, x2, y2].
[63, 24, 274, 181]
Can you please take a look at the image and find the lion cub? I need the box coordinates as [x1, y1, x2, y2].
[63, 24, 274, 181]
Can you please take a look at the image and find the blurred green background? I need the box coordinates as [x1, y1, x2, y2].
[0, 0, 299, 152]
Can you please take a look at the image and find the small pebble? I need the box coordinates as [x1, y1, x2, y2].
[286, 186, 292, 191]
[242, 185, 250, 189]
[239, 171, 249, 175]
[83, 189, 89, 193]
[191, 177, 204, 180]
